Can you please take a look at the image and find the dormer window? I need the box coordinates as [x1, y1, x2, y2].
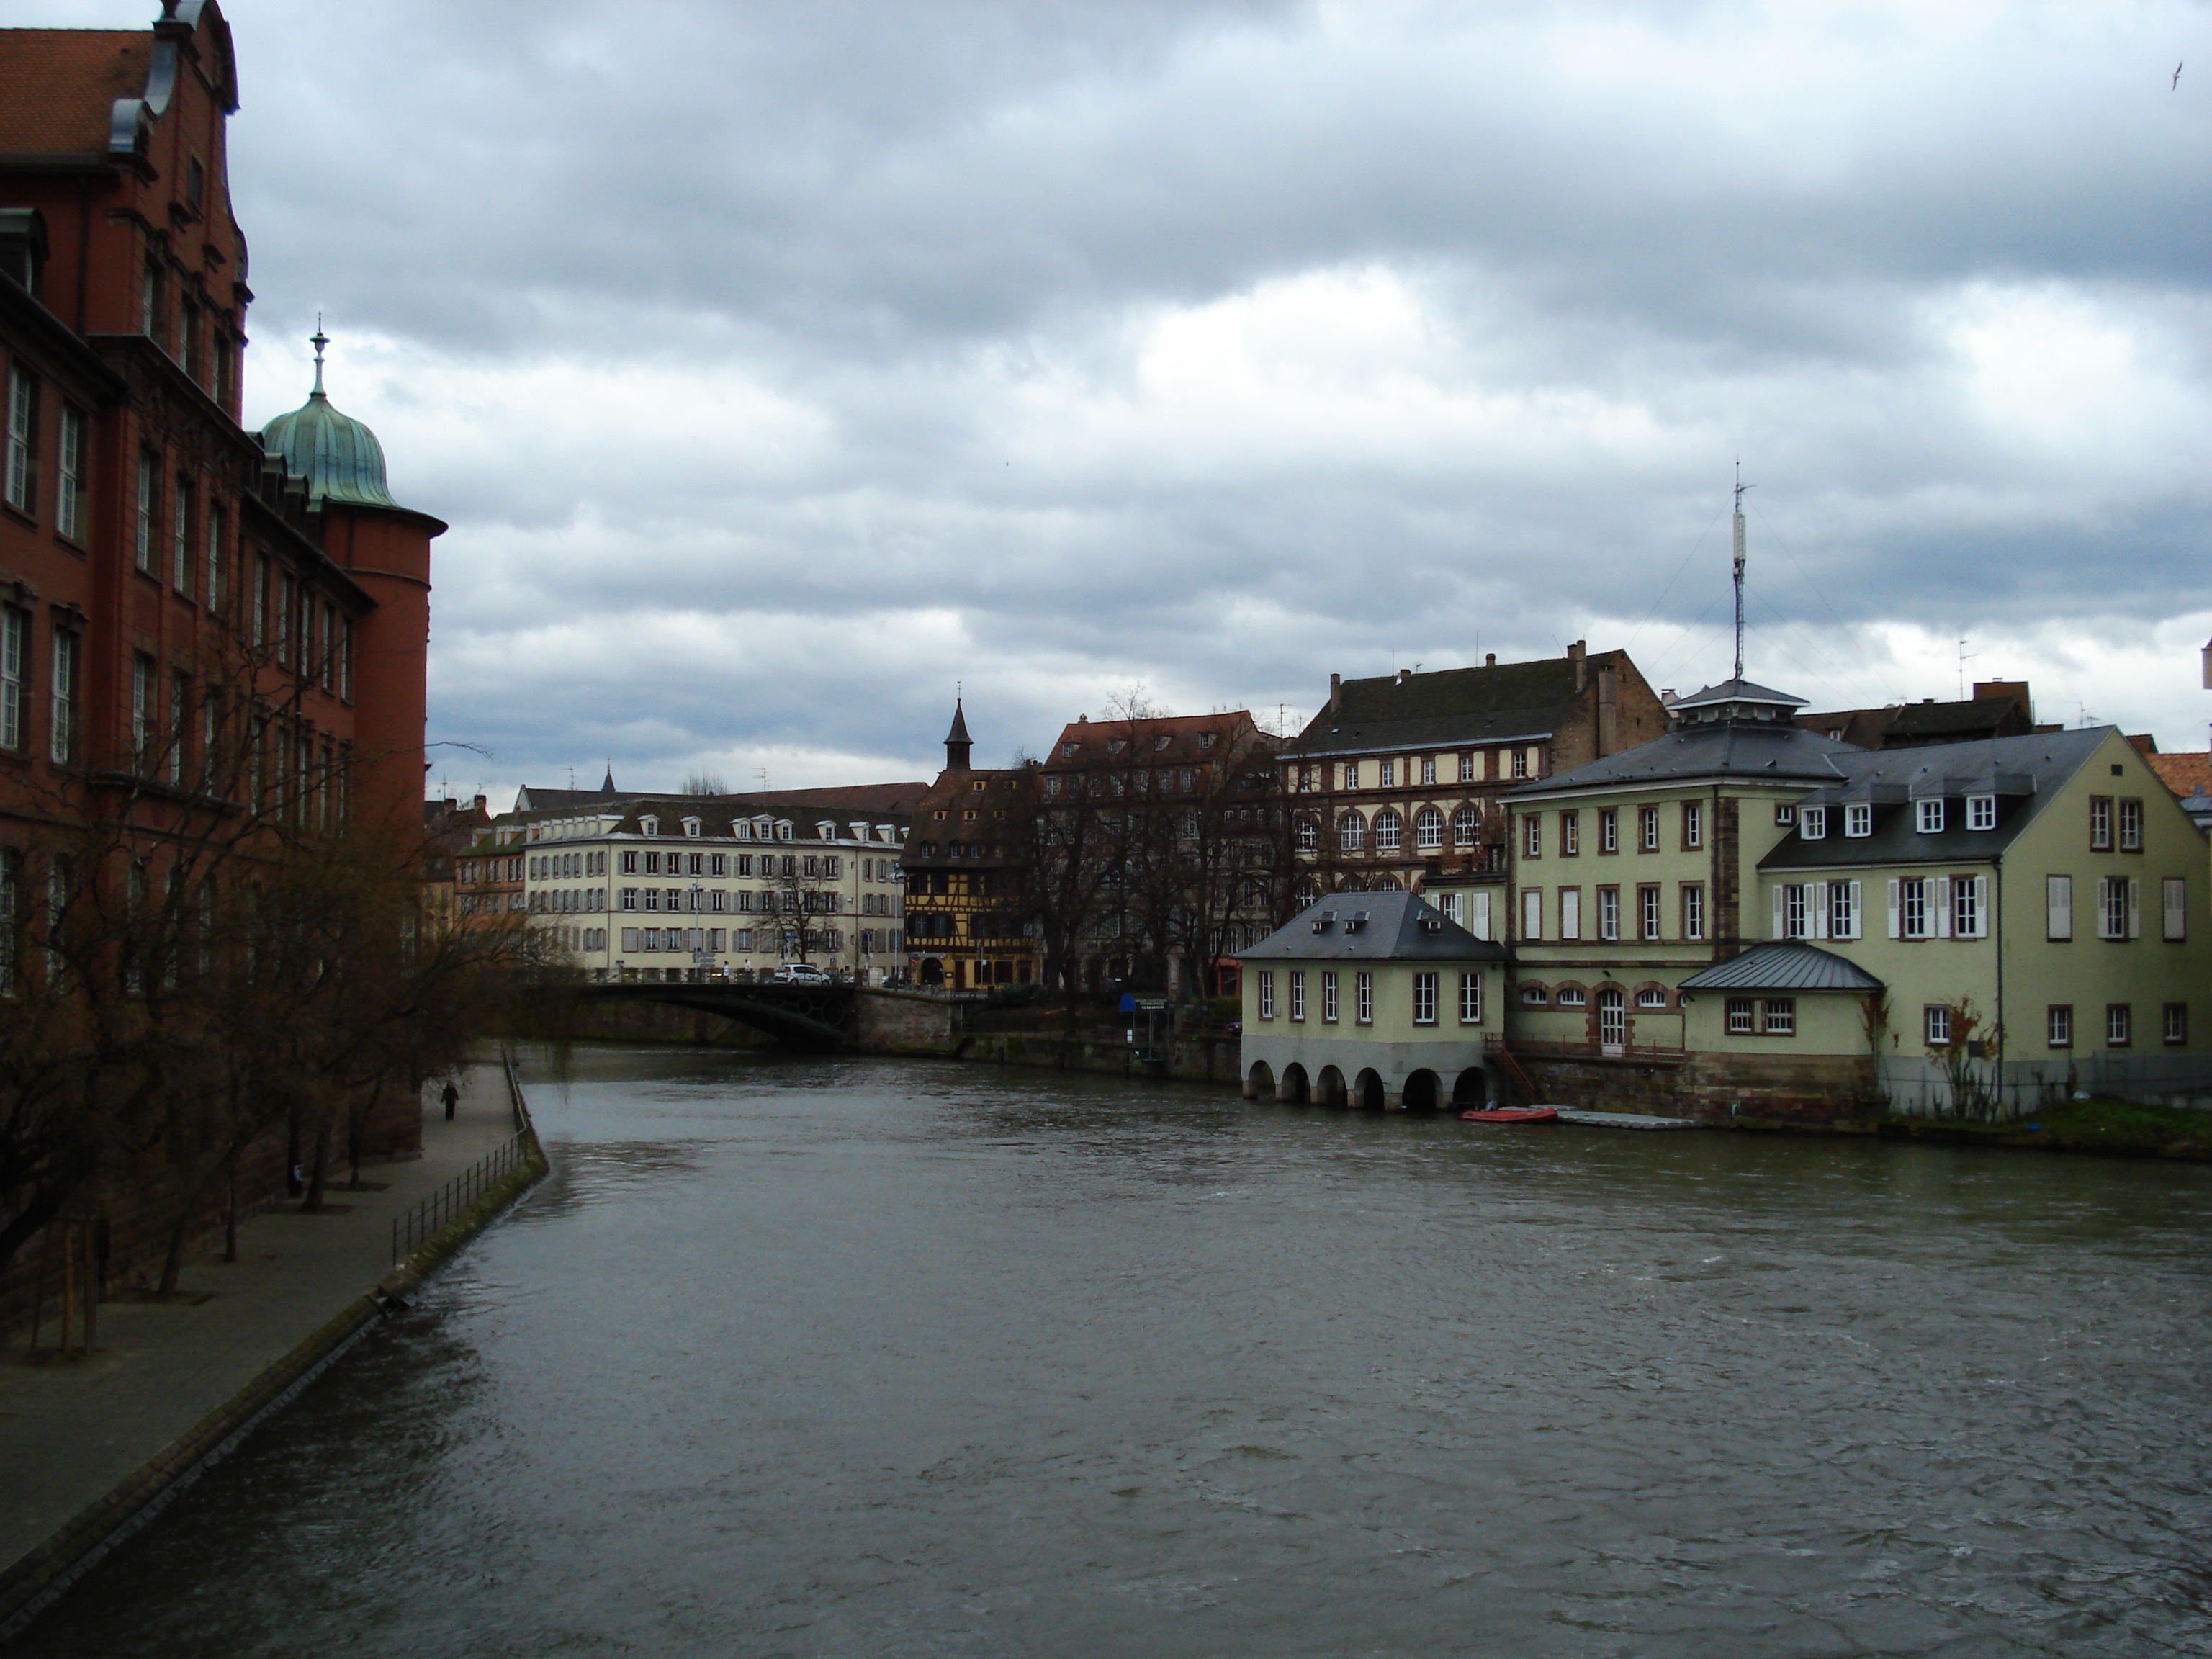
[1107, 739, 1125, 755]
[1799, 806, 1827, 840]
[1059, 742, 1077, 759]
[817, 821, 836, 840]
[1198, 732, 1217, 750]
[1844, 803, 1872, 838]
[1151, 734, 1169, 751]
[1773, 805, 1795, 826]
[775, 820, 793, 840]
[1916, 799, 1946, 834]
[682, 817, 702, 838]
[1966, 794, 1997, 831]
[639, 816, 658, 837]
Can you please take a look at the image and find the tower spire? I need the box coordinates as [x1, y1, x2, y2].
[310, 314, 328, 397]
[1732, 459, 1753, 683]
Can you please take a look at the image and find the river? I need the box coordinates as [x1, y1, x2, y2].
[17, 1047, 2212, 1657]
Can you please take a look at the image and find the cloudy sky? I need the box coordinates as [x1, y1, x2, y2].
[42, 1, 2212, 800]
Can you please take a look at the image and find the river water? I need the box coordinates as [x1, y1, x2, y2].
[18, 1048, 2212, 1658]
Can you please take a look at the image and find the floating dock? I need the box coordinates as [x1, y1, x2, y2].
[1550, 1108, 1707, 1131]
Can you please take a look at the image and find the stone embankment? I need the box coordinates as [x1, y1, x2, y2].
[0, 1056, 548, 1641]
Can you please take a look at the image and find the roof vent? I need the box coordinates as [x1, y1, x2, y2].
[1420, 917, 1444, 932]
[1344, 912, 1369, 934]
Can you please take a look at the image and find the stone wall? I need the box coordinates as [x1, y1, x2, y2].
[1518, 1051, 1881, 1123]
[853, 990, 961, 1056]
[958, 1031, 1241, 1087]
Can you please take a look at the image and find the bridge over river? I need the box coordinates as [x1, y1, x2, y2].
[566, 981, 957, 1052]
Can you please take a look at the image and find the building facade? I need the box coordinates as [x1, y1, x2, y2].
[1274, 644, 1668, 932]
[902, 701, 1036, 991]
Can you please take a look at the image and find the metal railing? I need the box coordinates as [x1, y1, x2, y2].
[391, 1131, 531, 1264]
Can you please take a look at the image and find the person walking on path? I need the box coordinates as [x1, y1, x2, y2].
[441, 1079, 460, 1121]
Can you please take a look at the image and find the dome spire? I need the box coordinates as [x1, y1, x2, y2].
[310, 315, 328, 397]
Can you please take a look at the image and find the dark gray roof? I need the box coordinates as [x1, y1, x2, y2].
[1238, 890, 1507, 963]
[1509, 719, 1860, 796]
[1760, 727, 2111, 871]
[1671, 678, 1807, 711]
[1679, 943, 1884, 993]
[1279, 653, 1626, 759]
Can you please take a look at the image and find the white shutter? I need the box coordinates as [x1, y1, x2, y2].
[2095, 876, 2114, 940]
[1967, 875, 1990, 938]
[2048, 874, 2072, 940]
[1887, 878, 1902, 939]
[1933, 876, 1953, 938]
[2127, 876, 2141, 939]
[1810, 881, 1830, 939]
[1560, 889, 1581, 940]
[1771, 885, 1786, 940]
[1845, 880, 1862, 940]
[1471, 891, 1492, 942]
[2164, 877, 2187, 942]
[1521, 889, 1542, 941]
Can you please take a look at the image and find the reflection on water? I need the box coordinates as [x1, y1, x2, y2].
[18, 1046, 2212, 1658]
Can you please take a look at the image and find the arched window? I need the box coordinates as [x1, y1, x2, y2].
[1370, 875, 1401, 891]
[1373, 809, 1403, 853]
[1453, 805, 1480, 847]
[1338, 811, 1365, 852]
[1295, 817, 1318, 853]
[1414, 806, 1444, 850]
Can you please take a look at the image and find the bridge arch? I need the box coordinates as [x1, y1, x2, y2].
[570, 981, 855, 1050]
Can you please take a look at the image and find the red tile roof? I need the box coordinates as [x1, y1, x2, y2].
[2148, 752, 2211, 799]
[0, 32, 148, 156]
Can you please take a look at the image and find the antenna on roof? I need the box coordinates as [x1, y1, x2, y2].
[1732, 460, 1754, 682]
[1956, 635, 1977, 701]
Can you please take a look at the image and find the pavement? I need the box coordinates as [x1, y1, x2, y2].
[0, 1063, 522, 1583]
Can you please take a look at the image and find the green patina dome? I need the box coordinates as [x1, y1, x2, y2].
[258, 328, 401, 509]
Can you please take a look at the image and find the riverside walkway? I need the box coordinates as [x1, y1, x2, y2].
[0, 1063, 533, 1633]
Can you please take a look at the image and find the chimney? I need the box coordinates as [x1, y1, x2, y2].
[473, 794, 487, 813]
[1327, 672, 1341, 714]
[1395, 667, 1412, 685]
[1568, 638, 1587, 691]
[1484, 652, 1496, 668]
[1596, 661, 1618, 755]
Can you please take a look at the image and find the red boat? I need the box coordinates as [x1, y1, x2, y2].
[1460, 1107, 1559, 1124]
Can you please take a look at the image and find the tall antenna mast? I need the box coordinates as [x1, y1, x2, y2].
[1732, 460, 1754, 682]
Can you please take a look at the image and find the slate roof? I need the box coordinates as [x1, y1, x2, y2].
[1678, 943, 1884, 993]
[1045, 709, 1268, 770]
[1238, 890, 1507, 963]
[1760, 727, 2111, 872]
[1278, 654, 1628, 758]
[1509, 717, 1859, 796]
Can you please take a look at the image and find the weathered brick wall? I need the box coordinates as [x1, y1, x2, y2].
[854, 990, 959, 1054]
[1519, 1051, 1881, 1121]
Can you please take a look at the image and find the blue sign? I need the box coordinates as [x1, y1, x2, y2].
[1118, 992, 1137, 1013]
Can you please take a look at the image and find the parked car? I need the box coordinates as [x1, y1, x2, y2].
[773, 961, 834, 985]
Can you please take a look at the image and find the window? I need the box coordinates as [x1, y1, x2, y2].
[50, 629, 76, 763]
[1413, 971, 1437, 1025]
[2118, 798, 2142, 852]
[56, 405, 85, 541]
[1638, 806, 1658, 851]
[1763, 999, 1795, 1035]
[2089, 796, 2112, 850]
[204, 502, 225, 613]
[1355, 970, 1373, 1024]
[1413, 806, 1444, 850]
[1639, 884, 1660, 940]
[1598, 886, 1619, 941]
[1561, 812, 1579, 856]
[1521, 815, 1542, 858]
[1294, 817, 1318, 853]
[1682, 883, 1705, 940]
[1782, 882, 1807, 939]
[1511, 748, 1527, 779]
[1727, 997, 1755, 1034]
[1637, 986, 1668, 1010]
[1901, 878, 1930, 940]
[1373, 809, 1402, 853]
[2163, 1003, 2186, 1046]
[1322, 970, 1339, 1022]
[1599, 809, 1618, 853]
[2105, 1004, 2131, 1047]
[1288, 971, 1305, 1022]
[5, 365, 35, 513]
[1774, 804, 1796, 826]
[1420, 755, 1436, 786]
[1924, 1004, 1951, 1046]
[2046, 874, 2072, 940]
[2097, 876, 2137, 941]
[1341, 761, 1359, 790]
[130, 654, 153, 769]
[1844, 803, 1872, 838]
[1799, 805, 1827, 840]
[1257, 971, 1274, 1019]
[1966, 794, 1997, 831]
[1338, 812, 1365, 852]
[1521, 985, 1547, 1006]
[135, 452, 157, 573]
[171, 477, 194, 598]
[2047, 1005, 2072, 1048]
[1949, 874, 1985, 939]
[178, 300, 198, 378]
[643, 850, 661, 874]
[167, 670, 188, 784]
[1520, 888, 1542, 941]
[0, 606, 22, 750]
[2164, 877, 2187, 942]
[1915, 798, 1946, 833]
[620, 850, 638, 874]
[1458, 972, 1482, 1025]
[1683, 801, 1704, 848]
[1556, 985, 1587, 1007]
[1458, 753, 1475, 783]
[1378, 759, 1395, 788]
[1558, 888, 1581, 940]
[1452, 806, 1479, 848]
[1828, 880, 1860, 940]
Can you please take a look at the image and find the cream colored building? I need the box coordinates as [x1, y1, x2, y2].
[518, 797, 910, 983]
[1501, 679, 2212, 1117]
[1238, 890, 1507, 1110]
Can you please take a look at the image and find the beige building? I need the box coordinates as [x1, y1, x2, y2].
[1501, 678, 2212, 1118]
[1238, 890, 1507, 1110]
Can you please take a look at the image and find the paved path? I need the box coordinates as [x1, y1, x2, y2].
[0, 1063, 521, 1581]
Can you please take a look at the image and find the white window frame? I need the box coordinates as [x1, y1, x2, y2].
[56, 405, 85, 541]
[1598, 886, 1619, 941]
[1966, 794, 1997, 831]
[2163, 877, 2187, 942]
[0, 606, 22, 751]
[4, 365, 32, 513]
[1844, 803, 1872, 838]
[1726, 997, 1755, 1035]
[2105, 1003, 2131, 1046]
[1458, 753, 1475, 783]
[1355, 971, 1373, 1025]
[1520, 887, 1543, 941]
[1413, 971, 1438, 1025]
[1638, 805, 1659, 851]
[1924, 1004, 1951, 1046]
[1322, 970, 1339, 1022]
[1452, 806, 1479, 848]
[1639, 884, 1660, 940]
[2047, 1004, 2072, 1048]
[1916, 798, 1946, 834]
[1559, 887, 1581, 940]
[1458, 972, 1482, 1025]
[2047, 874, 2072, 940]
[1413, 806, 1444, 850]
[1257, 971, 1274, 1020]
[1683, 882, 1705, 940]
[1683, 800, 1703, 848]
[1288, 970, 1305, 1022]
[1373, 809, 1403, 853]
[1798, 805, 1826, 839]
[1762, 998, 1795, 1035]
